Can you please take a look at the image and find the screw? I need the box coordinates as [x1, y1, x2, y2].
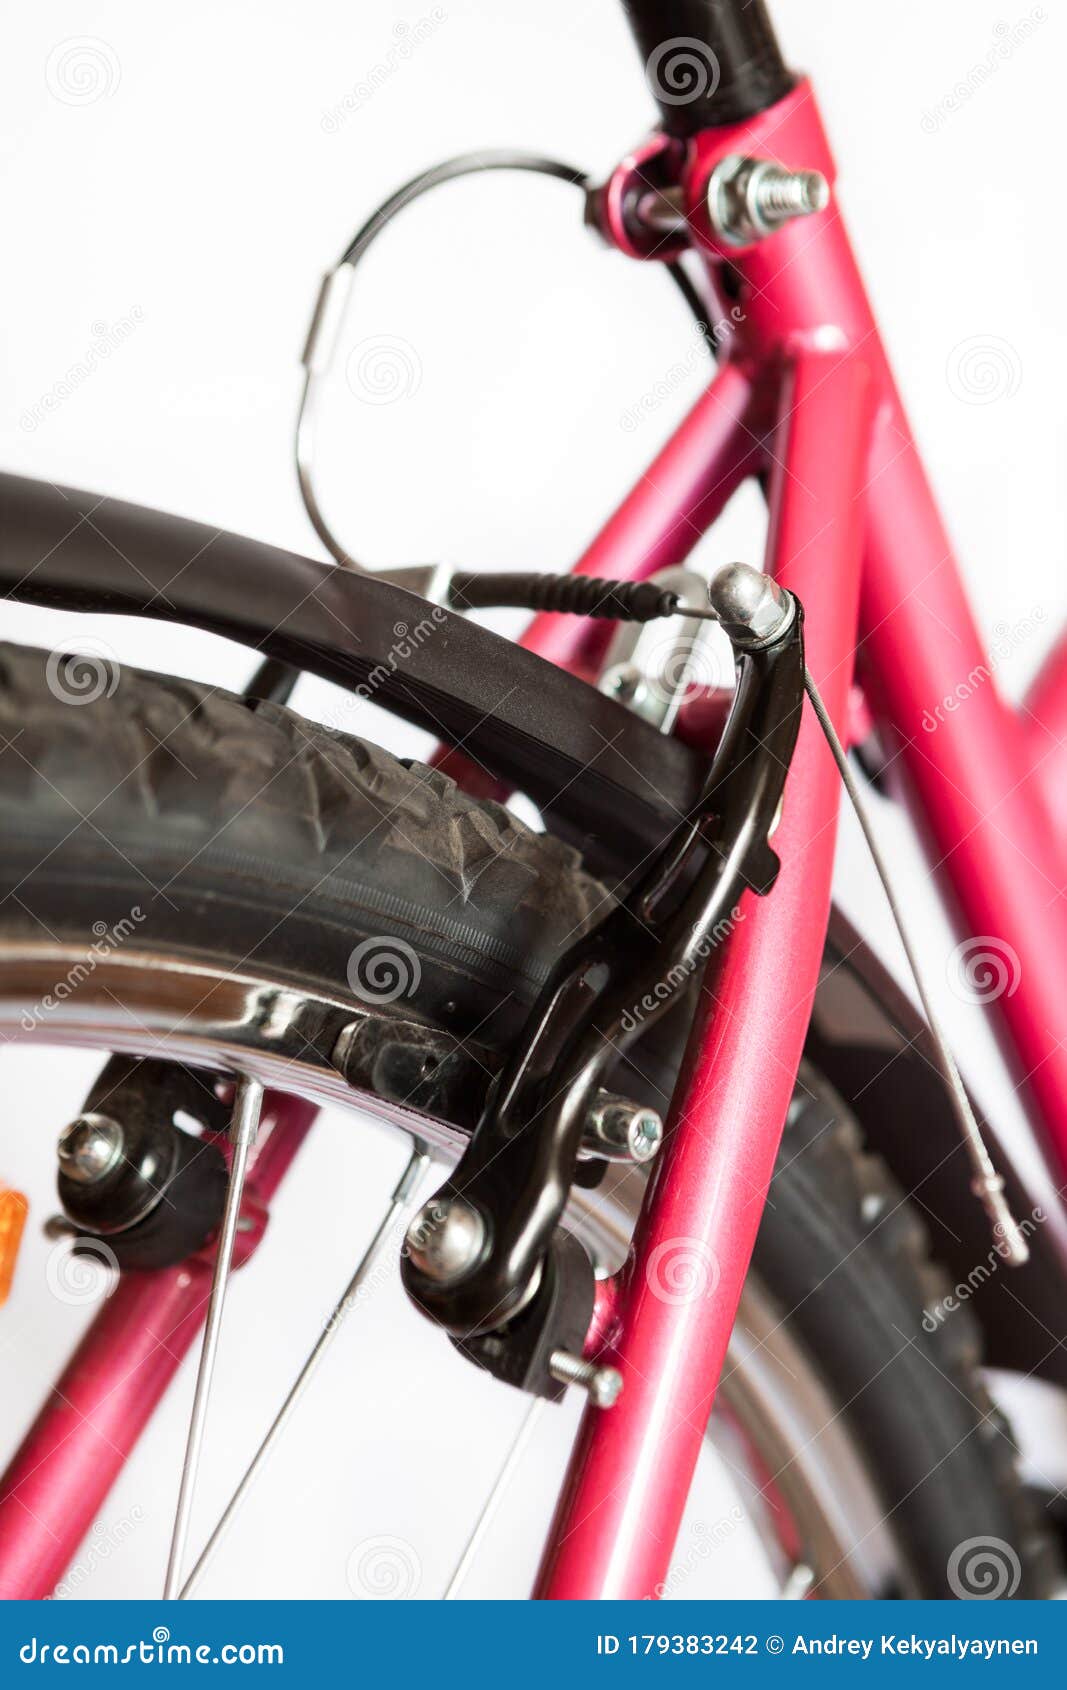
[754, 168, 827, 221]
[586, 1094, 663, 1164]
[405, 1196, 485, 1284]
[549, 1349, 623, 1409]
[707, 154, 829, 246]
[56, 1113, 124, 1184]
[602, 664, 647, 707]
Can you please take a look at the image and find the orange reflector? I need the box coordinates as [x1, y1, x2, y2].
[0, 1187, 28, 1306]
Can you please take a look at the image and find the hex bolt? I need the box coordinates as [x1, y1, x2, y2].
[707, 154, 829, 246]
[586, 1094, 663, 1164]
[56, 1113, 125, 1185]
[549, 1349, 624, 1409]
[405, 1195, 485, 1284]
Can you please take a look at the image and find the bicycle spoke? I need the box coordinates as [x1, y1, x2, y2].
[781, 1563, 815, 1600]
[178, 1140, 429, 1598]
[444, 1397, 545, 1599]
[163, 1075, 264, 1599]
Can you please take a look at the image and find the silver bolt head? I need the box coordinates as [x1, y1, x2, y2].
[593, 1099, 663, 1163]
[56, 1113, 124, 1184]
[601, 664, 647, 708]
[708, 562, 791, 645]
[626, 1109, 663, 1163]
[589, 1366, 624, 1409]
[405, 1196, 485, 1284]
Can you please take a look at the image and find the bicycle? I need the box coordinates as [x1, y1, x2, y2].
[0, 0, 1063, 1602]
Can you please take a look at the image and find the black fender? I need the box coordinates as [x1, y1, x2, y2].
[811, 906, 1067, 1387]
[0, 472, 704, 881]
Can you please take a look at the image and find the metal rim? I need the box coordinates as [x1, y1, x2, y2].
[0, 940, 899, 1597]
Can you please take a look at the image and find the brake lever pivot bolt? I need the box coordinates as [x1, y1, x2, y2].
[405, 1196, 486, 1284]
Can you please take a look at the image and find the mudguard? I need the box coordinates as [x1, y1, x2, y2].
[0, 473, 704, 880]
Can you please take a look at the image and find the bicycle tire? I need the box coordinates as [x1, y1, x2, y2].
[0, 640, 1055, 1598]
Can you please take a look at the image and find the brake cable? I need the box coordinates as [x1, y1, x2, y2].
[294, 148, 714, 587]
[802, 667, 1029, 1264]
[264, 149, 714, 706]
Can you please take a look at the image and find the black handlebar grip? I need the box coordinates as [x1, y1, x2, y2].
[621, 0, 793, 134]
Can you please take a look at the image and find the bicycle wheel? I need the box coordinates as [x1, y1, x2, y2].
[0, 641, 1055, 1598]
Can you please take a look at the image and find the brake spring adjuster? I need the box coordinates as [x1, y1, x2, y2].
[401, 563, 806, 1403]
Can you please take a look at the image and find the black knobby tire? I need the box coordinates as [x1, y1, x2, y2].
[0, 642, 607, 1049]
[0, 643, 1055, 1597]
[753, 1069, 1057, 1597]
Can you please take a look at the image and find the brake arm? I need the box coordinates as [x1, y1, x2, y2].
[402, 572, 806, 1356]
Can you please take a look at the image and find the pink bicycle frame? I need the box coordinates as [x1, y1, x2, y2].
[529, 81, 1067, 1597]
[2, 72, 1066, 1602]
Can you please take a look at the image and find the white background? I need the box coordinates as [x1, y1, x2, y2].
[0, 0, 1064, 1598]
